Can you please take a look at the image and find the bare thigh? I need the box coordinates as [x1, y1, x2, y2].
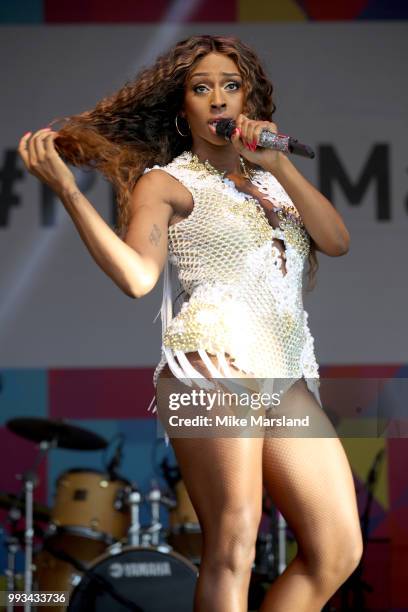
[156, 351, 264, 540]
[262, 378, 363, 571]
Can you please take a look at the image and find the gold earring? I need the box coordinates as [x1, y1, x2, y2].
[175, 114, 190, 137]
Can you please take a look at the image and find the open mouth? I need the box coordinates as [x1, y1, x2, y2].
[208, 117, 229, 125]
[208, 118, 229, 133]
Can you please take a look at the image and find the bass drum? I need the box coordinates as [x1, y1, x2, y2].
[67, 546, 198, 612]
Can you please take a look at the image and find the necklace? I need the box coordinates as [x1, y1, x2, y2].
[239, 157, 253, 180]
[189, 151, 256, 181]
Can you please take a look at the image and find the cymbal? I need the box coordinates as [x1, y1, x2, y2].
[6, 417, 108, 450]
[0, 491, 50, 522]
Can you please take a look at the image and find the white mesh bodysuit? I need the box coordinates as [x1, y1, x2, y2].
[144, 150, 322, 421]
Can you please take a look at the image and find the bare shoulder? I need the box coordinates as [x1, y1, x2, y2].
[131, 168, 173, 206]
[133, 168, 193, 225]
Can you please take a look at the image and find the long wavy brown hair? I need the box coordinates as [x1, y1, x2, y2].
[50, 34, 318, 291]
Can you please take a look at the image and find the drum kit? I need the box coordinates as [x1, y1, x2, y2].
[1, 417, 288, 611]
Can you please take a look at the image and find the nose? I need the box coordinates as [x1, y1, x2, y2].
[211, 99, 227, 111]
[210, 86, 227, 110]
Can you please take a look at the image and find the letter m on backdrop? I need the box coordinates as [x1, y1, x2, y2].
[318, 144, 390, 220]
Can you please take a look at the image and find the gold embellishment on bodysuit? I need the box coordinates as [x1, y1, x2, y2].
[172, 153, 284, 251]
[276, 209, 310, 257]
[180, 152, 309, 256]
[163, 301, 229, 352]
[227, 199, 273, 244]
[187, 152, 306, 229]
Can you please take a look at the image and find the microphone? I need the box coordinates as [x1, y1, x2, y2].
[215, 118, 315, 159]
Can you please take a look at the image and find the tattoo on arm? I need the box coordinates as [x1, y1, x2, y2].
[68, 191, 81, 204]
[60, 188, 82, 206]
[149, 223, 161, 247]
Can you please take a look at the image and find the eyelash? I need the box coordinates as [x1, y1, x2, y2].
[192, 81, 241, 94]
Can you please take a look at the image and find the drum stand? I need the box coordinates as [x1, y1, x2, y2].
[143, 483, 167, 548]
[5, 535, 19, 601]
[277, 510, 287, 576]
[4, 516, 20, 612]
[262, 493, 288, 580]
[127, 481, 176, 549]
[127, 488, 142, 546]
[16, 439, 54, 612]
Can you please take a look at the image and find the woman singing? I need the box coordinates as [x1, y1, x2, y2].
[19, 35, 362, 612]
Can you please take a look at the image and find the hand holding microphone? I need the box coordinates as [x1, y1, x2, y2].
[211, 114, 315, 170]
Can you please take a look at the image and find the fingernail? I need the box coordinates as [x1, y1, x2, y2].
[23, 131, 31, 136]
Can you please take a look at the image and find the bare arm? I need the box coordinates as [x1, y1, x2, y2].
[59, 177, 168, 298]
[230, 118, 350, 257]
[59, 171, 173, 298]
[18, 128, 173, 298]
[267, 154, 350, 256]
